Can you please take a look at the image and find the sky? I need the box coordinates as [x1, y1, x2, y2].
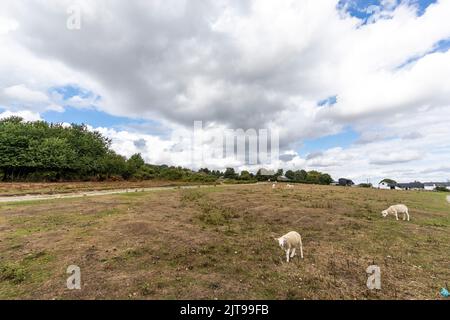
[1, 0, 450, 184]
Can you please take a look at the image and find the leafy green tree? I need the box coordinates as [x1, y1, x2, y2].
[255, 169, 264, 181]
[128, 153, 145, 170]
[319, 173, 333, 185]
[294, 170, 307, 182]
[275, 169, 283, 178]
[224, 168, 237, 179]
[285, 170, 295, 180]
[239, 170, 251, 180]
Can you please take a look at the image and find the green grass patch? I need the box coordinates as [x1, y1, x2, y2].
[0, 263, 27, 284]
[197, 201, 240, 226]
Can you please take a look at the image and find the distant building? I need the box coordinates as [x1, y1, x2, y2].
[378, 180, 450, 191]
[338, 178, 354, 186]
[396, 182, 424, 190]
[378, 181, 396, 190]
[423, 182, 450, 191]
[277, 175, 291, 182]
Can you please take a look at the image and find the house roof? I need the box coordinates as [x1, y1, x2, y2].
[397, 182, 424, 188]
[379, 181, 396, 187]
[378, 181, 450, 188]
[424, 182, 450, 187]
[338, 178, 354, 185]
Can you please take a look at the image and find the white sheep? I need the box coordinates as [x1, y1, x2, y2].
[381, 204, 410, 221]
[272, 183, 277, 189]
[275, 231, 304, 262]
[286, 184, 294, 189]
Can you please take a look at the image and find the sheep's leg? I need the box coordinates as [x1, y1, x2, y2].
[406, 210, 410, 221]
[394, 210, 398, 220]
[286, 248, 290, 262]
[299, 237, 304, 259]
[290, 248, 296, 258]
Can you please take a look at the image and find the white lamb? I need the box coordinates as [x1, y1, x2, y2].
[381, 204, 410, 221]
[275, 231, 304, 262]
[272, 183, 277, 189]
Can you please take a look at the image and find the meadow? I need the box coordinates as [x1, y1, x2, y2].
[0, 183, 448, 299]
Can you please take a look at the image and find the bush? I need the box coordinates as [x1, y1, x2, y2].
[223, 179, 257, 184]
[184, 173, 217, 183]
[358, 183, 373, 188]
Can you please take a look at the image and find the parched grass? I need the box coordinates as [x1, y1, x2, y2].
[181, 188, 241, 226]
[0, 180, 217, 197]
[180, 189, 205, 203]
[0, 184, 448, 299]
[0, 196, 79, 208]
[196, 201, 240, 226]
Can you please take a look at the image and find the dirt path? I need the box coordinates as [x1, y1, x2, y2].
[0, 183, 261, 203]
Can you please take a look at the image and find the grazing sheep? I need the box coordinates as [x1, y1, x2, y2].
[286, 184, 294, 189]
[381, 204, 410, 221]
[272, 183, 277, 189]
[275, 231, 303, 262]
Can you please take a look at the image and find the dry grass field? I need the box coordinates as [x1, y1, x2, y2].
[0, 180, 214, 197]
[0, 183, 448, 300]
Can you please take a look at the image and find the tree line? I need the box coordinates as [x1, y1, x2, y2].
[0, 117, 333, 185]
[201, 167, 333, 185]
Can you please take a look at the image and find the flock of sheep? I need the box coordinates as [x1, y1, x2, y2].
[273, 183, 410, 262]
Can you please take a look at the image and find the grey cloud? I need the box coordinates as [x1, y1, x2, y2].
[133, 138, 146, 149]
[369, 156, 422, 165]
[8, 1, 286, 126]
[306, 151, 323, 160]
[307, 161, 339, 168]
[419, 166, 450, 174]
[279, 154, 295, 162]
[402, 132, 423, 140]
[5, 0, 342, 147]
[355, 132, 389, 145]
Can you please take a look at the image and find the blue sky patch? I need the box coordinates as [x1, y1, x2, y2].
[434, 38, 450, 53]
[338, 0, 437, 22]
[396, 37, 450, 69]
[43, 107, 131, 128]
[338, 0, 382, 21]
[299, 127, 359, 156]
[42, 106, 166, 137]
[318, 95, 337, 107]
[50, 85, 98, 101]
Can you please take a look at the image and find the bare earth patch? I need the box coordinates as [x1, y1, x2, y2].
[0, 184, 448, 299]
